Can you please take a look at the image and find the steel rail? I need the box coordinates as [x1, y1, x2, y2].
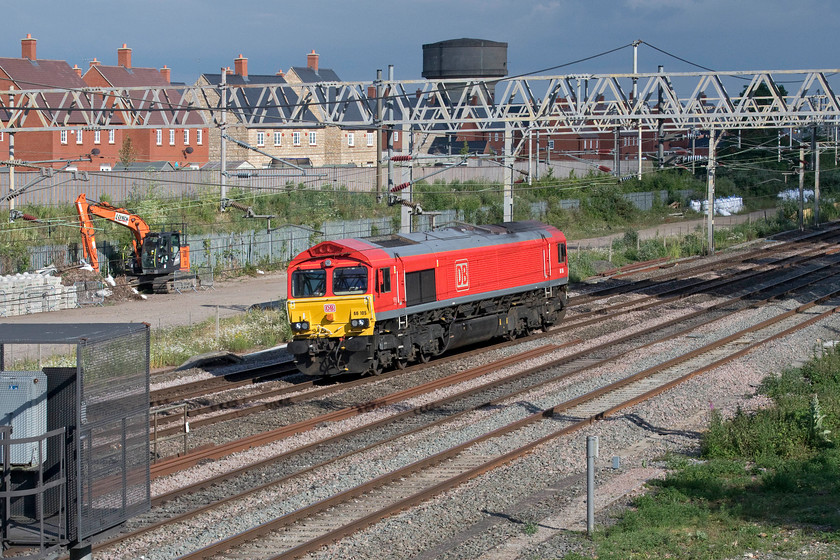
[149, 344, 562, 478]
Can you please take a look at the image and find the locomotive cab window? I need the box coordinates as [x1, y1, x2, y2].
[557, 242, 567, 263]
[378, 267, 391, 293]
[333, 266, 368, 295]
[292, 269, 326, 297]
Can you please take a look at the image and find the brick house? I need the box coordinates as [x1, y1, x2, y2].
[0, 35, 206, 172]
[82, 44, 208, 170]
[0, 35, 101, 171]
[198, 51, 378, 168]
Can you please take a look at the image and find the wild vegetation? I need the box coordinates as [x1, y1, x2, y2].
[150, 307, 291, 368]
[3, 149, 839, 275]
[563, 345, 840, 560]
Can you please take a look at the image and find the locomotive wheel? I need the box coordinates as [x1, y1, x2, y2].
[369, 359, 384, 376]
[396, 358, 408, 370]
[417, 345, 431, 363]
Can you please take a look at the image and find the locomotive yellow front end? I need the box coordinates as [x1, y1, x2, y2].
[286, 260, 377, 376]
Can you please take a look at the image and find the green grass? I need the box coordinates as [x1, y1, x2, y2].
[566, 214, 794, 283]
[577, 346, 840, 560]
[5, 308, 292, 371]
[149, 307, 291, 368]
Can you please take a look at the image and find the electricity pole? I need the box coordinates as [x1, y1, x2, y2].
[219, 68, 227, 209]
[706, 130, 717, 255]
[375, 69, 383, 203]
[633, 40, 642, 180]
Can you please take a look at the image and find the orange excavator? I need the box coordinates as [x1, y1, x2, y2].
[75, 193, 190, 292]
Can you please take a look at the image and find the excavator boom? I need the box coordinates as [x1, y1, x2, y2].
[75, 193, 152, 271]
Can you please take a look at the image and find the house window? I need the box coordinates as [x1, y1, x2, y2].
[257, 131, 265, 147]
[347, 132, 354, 147]
[548, 140, 555, 150]
[100, 164, 112, 172]
[274, 132, 282, 146]
[156, 129, 162, 146]
[494, 132, 499, 142]
[184, 129, 190, 145]
[76, 130, 83, 144]
[196, 129, 203, 145]
[309, 131, 317, 146]
[366, 132, 374, 146]
[293, 132, 301, 146]
[108, 129, 115, 144]
[94, 130, 100, 144]
[60, 130, 68, 144]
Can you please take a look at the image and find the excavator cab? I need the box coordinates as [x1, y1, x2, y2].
[138, 232, 185, 275]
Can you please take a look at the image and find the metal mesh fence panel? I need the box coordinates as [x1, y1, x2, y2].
[77, 327, 149, 540]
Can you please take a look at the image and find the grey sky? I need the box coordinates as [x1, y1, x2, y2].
[4, 0, 837, 84]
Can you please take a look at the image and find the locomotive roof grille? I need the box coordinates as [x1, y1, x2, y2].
[365, 234, 419, 248]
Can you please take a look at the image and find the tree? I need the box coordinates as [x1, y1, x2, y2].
[118, 137, 136, 166]
[739, 82, 789, 107]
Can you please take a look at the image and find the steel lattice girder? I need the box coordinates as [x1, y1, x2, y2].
[1, 69, 840, 137]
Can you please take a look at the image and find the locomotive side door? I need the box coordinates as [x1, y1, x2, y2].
[393, 254, 405, 307]
[541, 234, 552, 279]
[392, 253, 409, 329]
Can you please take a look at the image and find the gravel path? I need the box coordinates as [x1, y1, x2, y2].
[0, 270, 288, 329]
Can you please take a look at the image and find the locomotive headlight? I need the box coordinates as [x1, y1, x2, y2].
[350, 318, 369, 329]
[292, 321, 310, 332]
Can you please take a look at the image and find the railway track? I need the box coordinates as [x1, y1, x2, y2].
[145, 227, 840, 454]
[170, 292, 840, 560]
[150, 360, 299, 406]
[89, 239, 840, 559]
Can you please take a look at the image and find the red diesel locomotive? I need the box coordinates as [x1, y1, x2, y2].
[285, 221, 569, 376]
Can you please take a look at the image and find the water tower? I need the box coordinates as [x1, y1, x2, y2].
[422, 38, 507, 101]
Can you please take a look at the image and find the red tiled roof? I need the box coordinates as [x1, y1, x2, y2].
[87, 64, 203, 126]
[90, 65, 169, 88]
[0, 57, 88, 89]
[0, 57, 91, 124]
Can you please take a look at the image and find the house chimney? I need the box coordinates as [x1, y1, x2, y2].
[160, 65, 171, 83]
[275, 69, 285, 77]
[118, 43, 131, 68]
[21, 34, 36, 60]
[234, 54, 248, 78]
[307, 49, 319, 72]
[89, 58, 101, 68]
[225, 66, 234, 75]
[73, 64, 82, 77]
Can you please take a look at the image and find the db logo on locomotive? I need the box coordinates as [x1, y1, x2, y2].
[323, 303, 337, 313]
[455, 260, 470, 291]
